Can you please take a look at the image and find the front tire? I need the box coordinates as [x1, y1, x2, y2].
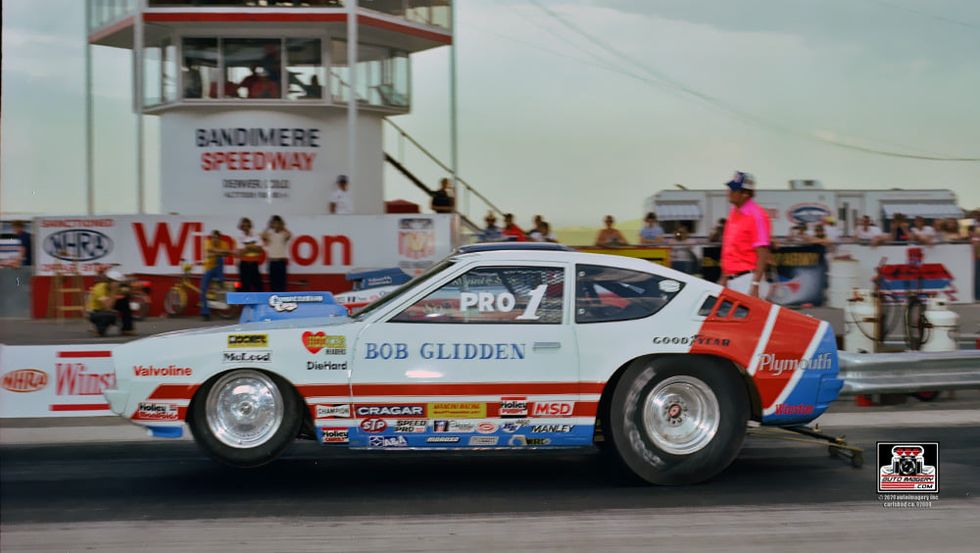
[607, 355, 749, 484]
[188, 370, 302, 467]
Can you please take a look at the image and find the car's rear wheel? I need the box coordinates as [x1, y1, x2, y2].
[188, 369, 302, 467]
[607, 355, 749, 484]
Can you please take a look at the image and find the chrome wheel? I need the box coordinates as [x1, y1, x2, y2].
[642, 375, 720, 455]
[206, 370, 284, 449]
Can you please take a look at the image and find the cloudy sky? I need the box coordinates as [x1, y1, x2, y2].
[2, 0, 979, 227]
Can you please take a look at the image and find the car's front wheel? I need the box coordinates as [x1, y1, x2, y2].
[607, 356, 749, 484]
[188, 369, 302, 467]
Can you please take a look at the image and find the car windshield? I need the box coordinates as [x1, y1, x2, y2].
[352, 258, 455, 320]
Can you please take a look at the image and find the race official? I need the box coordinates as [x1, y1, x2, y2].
[719, 171, 771, 298]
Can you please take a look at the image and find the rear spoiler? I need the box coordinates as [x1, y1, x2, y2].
[226, 292, 349, 323]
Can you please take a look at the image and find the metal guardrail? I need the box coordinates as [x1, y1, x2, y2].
[838, 350, 980, 395]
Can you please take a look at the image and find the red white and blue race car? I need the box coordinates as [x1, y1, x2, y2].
[104, 243, 842, 484]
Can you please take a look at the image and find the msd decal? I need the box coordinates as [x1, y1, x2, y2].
[2, 369, 49, 393]
[531, 401, 574, 417]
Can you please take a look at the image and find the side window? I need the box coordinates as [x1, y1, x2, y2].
[391, 266, 564, 324]
[575, 264, 684, 323]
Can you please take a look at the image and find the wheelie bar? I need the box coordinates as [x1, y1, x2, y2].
[746, 424, 864, 468]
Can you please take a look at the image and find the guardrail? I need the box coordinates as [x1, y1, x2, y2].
[838, 350, 980, 395]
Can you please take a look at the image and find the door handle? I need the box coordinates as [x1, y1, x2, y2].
[533, 341, 562, 351]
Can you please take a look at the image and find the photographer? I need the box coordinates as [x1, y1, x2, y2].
[87, 269, 134, 337]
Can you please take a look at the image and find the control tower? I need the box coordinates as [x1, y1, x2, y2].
[86, 0, 452, 217]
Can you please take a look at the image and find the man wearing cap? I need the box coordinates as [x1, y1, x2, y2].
[720, 171, 771, 298]
[86, 269, 135, 337]
[329, 174, 354, 214]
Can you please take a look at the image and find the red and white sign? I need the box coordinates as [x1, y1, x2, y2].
[0, 345, 118, 418]
[33, 214, 453, 277]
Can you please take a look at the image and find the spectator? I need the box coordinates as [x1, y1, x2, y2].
[329, 174, 354, 214]
[639, 212, 665, 244]
[973, 224, 980, 301]
[910, 216, 936, 244]
[719, 171, 770, 298]
[595, 215, 628, 247]
[807, 224, 833, 246]
[813, 215, 841, 242]
[236, 217, 264, 292]
[200, 230, 231, 321]
[481, 213, 503, 242]
[890, 214, 912, 242]
[529, 221, 557, 242]
[86, 269, 134, 337]
[671, 225, 692, 245]
[501, 213, 527, 241]
[430, 178, 455, 214]
[854, 215, 883, 242]
[939, 218, 962, 242]
[11, 221, 31, 266]
[708, 218, 726, 242]
[526, 215, 544, 235]
[786, 223, 809, 244]
[263, 215, 292, 291]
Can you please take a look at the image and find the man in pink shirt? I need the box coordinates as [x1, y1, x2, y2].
[719, 171, 771, 298]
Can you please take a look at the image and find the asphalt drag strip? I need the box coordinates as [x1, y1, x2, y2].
[2, 423, 979, 552]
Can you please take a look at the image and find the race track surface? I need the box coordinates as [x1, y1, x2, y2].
[2, 424, 979, 552]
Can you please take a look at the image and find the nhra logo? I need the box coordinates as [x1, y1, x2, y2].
[43, 229, 113, 262]
[2, 369, 49, 393]
[877, 442, 939, 493]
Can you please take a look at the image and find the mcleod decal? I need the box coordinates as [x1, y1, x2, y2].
[2, 369, 49, 392]
[133, 365, 193, 377]
[223, 351, 271, 363]
[757, 352, 833, 376]
[428, 402, 486, 419]
[227, 334, 268, 348]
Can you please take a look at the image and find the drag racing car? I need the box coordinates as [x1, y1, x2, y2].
[104, 243, 842, 484]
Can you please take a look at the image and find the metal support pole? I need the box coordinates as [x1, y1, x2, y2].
[347, 0, 358, 210]
[448, 1, 460, 216]
[133, 1, 146, 214]
[84, 1, 94, 215]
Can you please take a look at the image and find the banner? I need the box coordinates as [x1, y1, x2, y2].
[702, 244, 827, 307]
[33, 214, 454, 277]
[0, 344, 118, 418]
[836, 243, 973, 303]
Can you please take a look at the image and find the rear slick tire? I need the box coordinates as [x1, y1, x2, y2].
[188, 370, 302, 468]
[607, 355, 749, 485]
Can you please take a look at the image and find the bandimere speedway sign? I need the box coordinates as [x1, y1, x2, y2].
[33, 214, 453, 277]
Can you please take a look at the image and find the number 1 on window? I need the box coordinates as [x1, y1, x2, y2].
[516, 284, 548, 320]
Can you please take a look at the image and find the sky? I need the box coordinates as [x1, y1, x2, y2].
[2, 0, 979, 228]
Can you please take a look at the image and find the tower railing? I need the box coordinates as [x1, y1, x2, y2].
[383, 118, 504, 237]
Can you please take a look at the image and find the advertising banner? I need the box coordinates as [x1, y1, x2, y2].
[702, 244, 827, 307]
[33, 214, 454, 277]
[0, 344, 118, 418]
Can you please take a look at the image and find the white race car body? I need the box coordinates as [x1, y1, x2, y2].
[106, 247, 842, 450]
